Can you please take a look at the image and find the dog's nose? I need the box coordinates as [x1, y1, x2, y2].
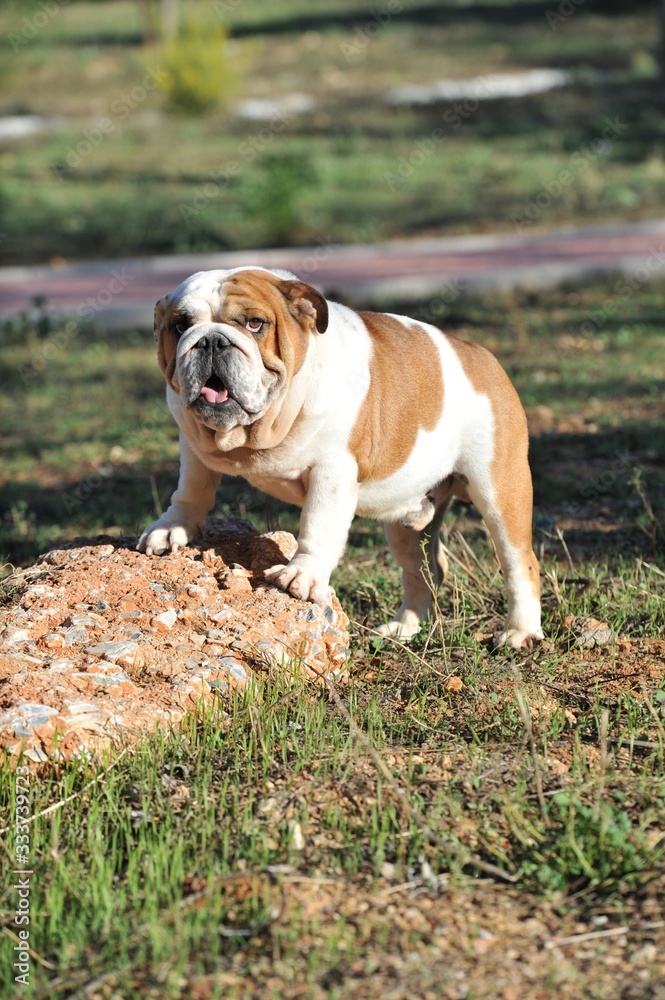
[195, 330, 226, 354]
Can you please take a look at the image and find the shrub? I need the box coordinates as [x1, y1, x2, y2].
[157, 21, 232, 114]
[244, 153, 318, 245]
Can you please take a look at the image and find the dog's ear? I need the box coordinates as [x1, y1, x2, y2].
[154, 293, 178, 388]
[279, 280, 329, 333]
[153, 293, 170, 343]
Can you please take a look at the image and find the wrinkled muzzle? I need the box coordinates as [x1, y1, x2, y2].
[177, 323, 277, 428]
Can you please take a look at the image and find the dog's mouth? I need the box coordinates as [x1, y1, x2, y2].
[198, 373, 230, 406]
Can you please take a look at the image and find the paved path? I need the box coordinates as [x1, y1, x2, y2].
[2, 219, 665, 329]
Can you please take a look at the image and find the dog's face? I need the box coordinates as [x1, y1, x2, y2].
[154, 268, 328, 431]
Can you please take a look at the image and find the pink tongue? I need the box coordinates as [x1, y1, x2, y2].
[200, 386, 229, 404]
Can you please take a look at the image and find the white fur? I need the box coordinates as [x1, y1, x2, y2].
[139, 268, 542, 647]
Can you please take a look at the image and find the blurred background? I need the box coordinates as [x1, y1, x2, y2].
[1, 0, 663, 573]
[0, 0, 664, 261]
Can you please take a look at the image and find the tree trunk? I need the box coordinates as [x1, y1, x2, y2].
[139, 0, 157, 44]
[161, 0, 179, 41]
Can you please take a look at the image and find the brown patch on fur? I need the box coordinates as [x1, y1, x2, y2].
[220, 270, 325, 380]
[447, 334, 539, 598]
[350, 313, 443, 482]
[154, 293, 179, 391]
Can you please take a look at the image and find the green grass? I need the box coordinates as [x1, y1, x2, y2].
[0, 667, 664, 996]
[2, 278, 664, 567]
[1, 279, 664, 996]
[0, 2, 663, 263]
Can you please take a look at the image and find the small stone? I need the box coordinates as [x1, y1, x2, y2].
[64, 625, 90, 646]
[5, 652, 45, 668]
[209, 678, 229, 694]
[87, 640, 141, 667]
[3, 629, 31, 644]
[83, 671, 133, 688]
[205, 628, 228, 642]
[229, 638, 252, 653]
[70, 613, 107, 628]
[96, 599, 110, 611]
[322, 625, 345, 640]
[48, 658, 74, 672]
[39, 632, 65, 650]
[289, 820, 305, 851]
[10, 703, 59, 736]
[209, 608, 233, 623]
[223, 576, 253, 595]
[149, 583, 164, 593]
[566, 616, 616, 648]
[24, 585, 54, 598]
[255, 639, 286, 664]
[66, 701, 107, 716]
[40, 549, 71, 565]
[219, 657, 248, 682]
[152, 609, 178, 632]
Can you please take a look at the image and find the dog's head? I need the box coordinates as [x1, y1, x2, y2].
[154, 267, 328, 433]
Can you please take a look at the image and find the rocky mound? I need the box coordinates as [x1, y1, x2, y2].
[0, 518, 349, 763]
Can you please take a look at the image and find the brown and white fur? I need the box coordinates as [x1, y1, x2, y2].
[138, 267, 543, 649]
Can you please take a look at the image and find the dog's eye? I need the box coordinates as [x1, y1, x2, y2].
[174, 317, 190, 336]
[245, 317, 265, 335]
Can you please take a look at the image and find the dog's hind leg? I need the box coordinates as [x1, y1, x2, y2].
[464, 449, 543, 650]
[376, 480, 455, 640]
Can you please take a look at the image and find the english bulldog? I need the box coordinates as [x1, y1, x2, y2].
[138, 267, 543, 648]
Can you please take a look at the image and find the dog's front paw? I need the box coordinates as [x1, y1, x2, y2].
[264, 555, 332, 606]
[494, 626, 544, 650]
[137, 518, 199, 556]
[375, 608, 422, 641]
